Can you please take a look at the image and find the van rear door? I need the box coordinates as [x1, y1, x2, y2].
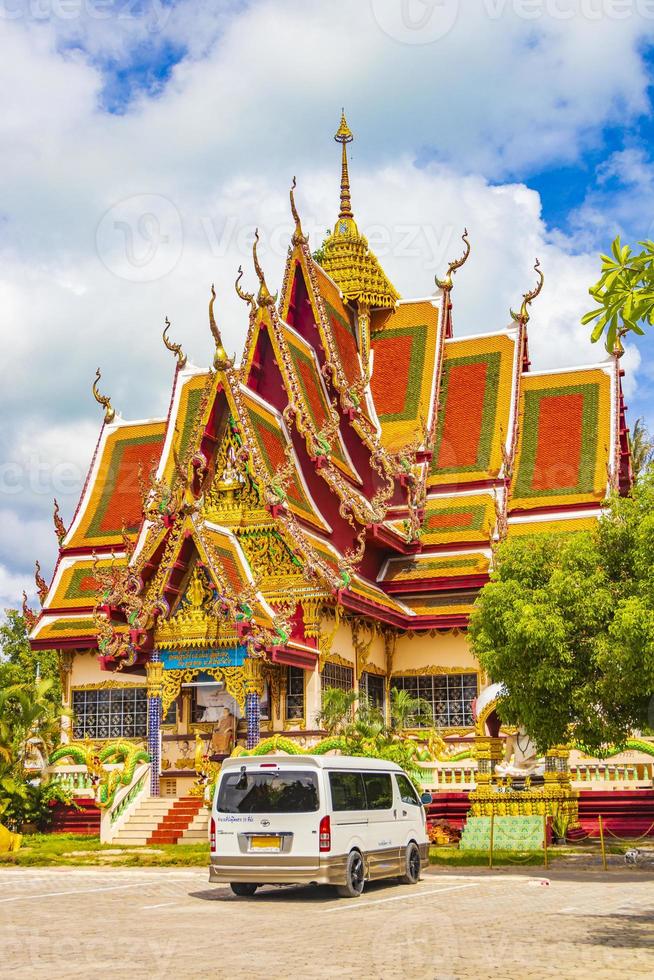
[214, 764, 322, 858]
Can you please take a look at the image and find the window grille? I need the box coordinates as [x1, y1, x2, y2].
[286, 667, 305, 720]
[321, 661, 354, 693]
[390, 673, 478, 727]
[71, 687, 147, 740]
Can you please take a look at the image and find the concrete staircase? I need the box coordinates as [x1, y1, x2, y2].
[111, 796, 209, 846]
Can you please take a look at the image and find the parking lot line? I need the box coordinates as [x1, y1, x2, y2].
[0, 882, 153, 904]
[324, 882, 477, 912]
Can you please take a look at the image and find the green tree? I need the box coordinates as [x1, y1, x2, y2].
[0, 611, 60, 713]
[582, 236, 654, 353]
[629, 417, 654, 480]
[469, 475, 654, 753]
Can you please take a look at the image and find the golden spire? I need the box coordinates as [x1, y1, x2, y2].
[162, 316, 187, 369]
[253, 229, 276, 307]
[290, 176, 307, 246]
[335, 109, 354, 219]
[436, 229, 471, 291]
[92, 368, 116, 424]
[321, 111, 399, 309]
[510, 259, 544, 325]
[209, 284, 232, 369]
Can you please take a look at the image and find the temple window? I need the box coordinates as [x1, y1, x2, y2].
[359, 671, 385, 710]
[285, 667, 305, 720]
[71, 687, 147, 740]
[321, 661, 354, 693]
[390, 673, 478, 728]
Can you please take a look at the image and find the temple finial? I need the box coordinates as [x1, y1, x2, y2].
[290, 176, 307, 246]
[162, 316, 187, 369]
[334, 109, 354, 219]
[34, 560, 48, 605]
[435, 229, 471, 291]
[209, 284, 231, 369]
[235, 266, 256, 315]
[53, 498, 66, 544]
[510, 259, 544, 325]
[253, 230, 276, 307]
[92, 368, 115, 424]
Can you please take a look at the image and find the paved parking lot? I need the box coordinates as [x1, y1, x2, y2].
[1, 865, 653, 979]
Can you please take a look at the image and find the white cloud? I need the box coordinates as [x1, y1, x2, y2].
[1, 0, 652, 601]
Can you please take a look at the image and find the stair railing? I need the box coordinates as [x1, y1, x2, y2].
[100, 762, 151, 844]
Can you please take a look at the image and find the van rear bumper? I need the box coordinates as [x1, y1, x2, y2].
[209, 853, 348, 886]
[209, 843, 430, 886]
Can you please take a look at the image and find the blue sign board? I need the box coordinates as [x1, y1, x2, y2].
[159, 647, 246, 671]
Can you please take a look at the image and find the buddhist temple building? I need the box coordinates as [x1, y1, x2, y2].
[27, 114, 631, 798]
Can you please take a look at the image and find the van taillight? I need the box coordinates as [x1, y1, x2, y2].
[210, 817, 216, 851]
[319, 814, 331, 852]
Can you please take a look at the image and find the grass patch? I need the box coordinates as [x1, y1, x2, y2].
[429, 845, 544, 867]
[0, 833, 210, 867]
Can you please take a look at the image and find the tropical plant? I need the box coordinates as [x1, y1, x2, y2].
[582, 236, 654, 352]
[0, 611, 60, 715]
[0, 675, 72, 832]
[0, 679, 68, 780]
[389, 687, 434, 733]
[315, 686, 358, 735]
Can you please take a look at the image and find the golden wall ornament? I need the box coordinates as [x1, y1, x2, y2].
[146, 661, 164, 700]
[70, 680, 144, 692]
[161, 665, 247, 717]
[243, 656, 265, 697]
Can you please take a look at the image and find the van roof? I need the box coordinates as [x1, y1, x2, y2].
[220, 755, 405, 772]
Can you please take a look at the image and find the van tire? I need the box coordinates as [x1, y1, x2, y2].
[336, 850, 365, 898]
[400, 842, 421, 885]
[230, 882, 258, 897]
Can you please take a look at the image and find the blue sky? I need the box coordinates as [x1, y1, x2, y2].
[2, 0, 654, 609]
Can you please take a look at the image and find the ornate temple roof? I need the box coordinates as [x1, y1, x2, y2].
[28, 115, 631, 659]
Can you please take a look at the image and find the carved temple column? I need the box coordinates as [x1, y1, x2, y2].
[58, 651, 74, 744]
[146, 658, 164, 796]
[244, 657, 264, 750]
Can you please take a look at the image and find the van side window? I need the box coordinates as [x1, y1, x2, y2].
[395, 773, 420, 806]
[329, 771, 366, 811]
[362, 772, 393, 810]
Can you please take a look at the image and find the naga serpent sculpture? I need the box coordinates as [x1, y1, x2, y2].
[49, 740, 150, 809]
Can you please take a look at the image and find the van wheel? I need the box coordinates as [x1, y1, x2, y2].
[230, 882, 258, 897]
[400, 843, 421, 885]
[336, 850, 365, 898]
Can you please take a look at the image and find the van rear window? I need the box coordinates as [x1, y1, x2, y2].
[217, 770, 320, 813]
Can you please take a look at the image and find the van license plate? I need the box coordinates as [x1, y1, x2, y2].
[250, 835, 281, 849]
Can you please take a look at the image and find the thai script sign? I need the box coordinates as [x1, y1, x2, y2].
[159, 647, 246, 671]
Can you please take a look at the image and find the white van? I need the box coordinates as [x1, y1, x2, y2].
[209, 755, 430, 898]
